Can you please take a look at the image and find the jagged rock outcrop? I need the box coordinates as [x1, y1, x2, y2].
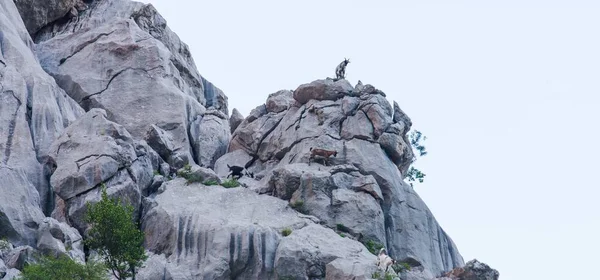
[229, 108, 244, 133]
[438, 259, 499, 280]
[34, 0, 229, 169]
[140, 180, 376, 279]
[228, 79, 464, 276]
[0, 0, 84, 247]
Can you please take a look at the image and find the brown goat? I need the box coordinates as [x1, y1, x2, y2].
[309, 147, 338, 166]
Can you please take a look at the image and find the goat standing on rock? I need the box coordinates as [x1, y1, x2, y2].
[309, 147, 337, 166]
[376, 248, 396, 273]
[334, 58, 350, 81]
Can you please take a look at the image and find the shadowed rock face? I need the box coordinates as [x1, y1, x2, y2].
[227, 78, 464, 276]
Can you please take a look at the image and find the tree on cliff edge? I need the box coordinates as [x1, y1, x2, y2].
[85, 187, 147, 280]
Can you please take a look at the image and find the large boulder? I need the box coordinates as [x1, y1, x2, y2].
[0, 0, 83, 246]
[274, 224, 376, 279]
[229, 108, 244, 134]
[34, 0, 229, 168]
[293, 79, 354, 104]
[35, 218, 84, 262]
[47, 109, 157, 232]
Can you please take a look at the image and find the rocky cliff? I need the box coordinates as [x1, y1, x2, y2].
[0, 0, 498, 279]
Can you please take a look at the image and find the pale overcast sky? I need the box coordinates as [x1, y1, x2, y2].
[139, 1, 600, 279]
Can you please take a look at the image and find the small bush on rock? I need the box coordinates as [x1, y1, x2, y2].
[203, 180, 219, 186]
[19, 255, 107, 280]
[392, 262, 411, 273]
[281, 228, 292, 237]
[363, 239, 384, 255]
[85, 187, 147, 280]
[289, 200, 307, 214]
[221, 179, 240, 188]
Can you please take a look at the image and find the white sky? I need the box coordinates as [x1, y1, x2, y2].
[139, 1, 600, 279]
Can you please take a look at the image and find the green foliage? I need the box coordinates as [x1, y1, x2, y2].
[289, 200, 307, 214]
[406, 166, 426, 187]
[371, 271, 395, 280]
[85, 187, 147, 280]
[363, 239, 384, 255]
[407, 130, 428, 186]
[339, 233, 346, 238]
[281, 228, 292, 237]
[19, 255, 107, 280]
[392, 262, 411, 273]
[409, 130, 427, 157]
[203, 180, 219, 186]
[177, 165, 204, 185]
[0, 237, 10, 250]
[152, 170, 160, 176]
[221, 179, 240, 188]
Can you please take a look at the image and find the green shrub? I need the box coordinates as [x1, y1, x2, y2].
[363, 239, 384, 255]
[392, 262, 411, 273]
[221, 179, 240, 188]
[203, 180, 219, 186]
[371, 271, 395, 280]
[153, 170, 160, 176]
[407, 130, 428, 186]
[177, 165, 204, 184]
[289, 200, 307, 214]
[0, 237, 10, 250]
[339, 233, 346, 238]
[19, 255, 107, 280]
[85, 187, 147, 280]
[281, 228, 292, 237]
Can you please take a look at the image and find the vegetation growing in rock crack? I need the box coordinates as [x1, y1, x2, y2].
[19, 255, 108, 280]
[0, 237, 10, 250]
[289, 200, 307, 214]
[177, 164, 204, 184]
[203, 180, 219, 186]
[392, 262, 411, 273]
[221, 178, 240, 188]
[363, 239, 384, 255]
[85, 186, 147, 280]
[371, 271, 395, 280]
[407, 130, 428, 186]
[281, 228, 292, 237]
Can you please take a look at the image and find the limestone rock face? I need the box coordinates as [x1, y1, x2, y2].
[0, 0, 84, 246]
[35, 218, 84, 263]
[46, 109, 157, 232]
[228, 79, 464, 276]
[34, 0, 229, 168]
[140, 180, 377, 280]
[13, 0, 86, 36]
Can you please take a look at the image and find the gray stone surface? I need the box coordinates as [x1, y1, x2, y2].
[4, 246, 34, 270]
[266, 90, 294, 113]
[0, 259, 5, 278]
[13, 0, 83, 36]
[35, 218, 84, 263]
[293, 79, 354, 104]
[46, 109, 155, 232]
[274, 224, 376, 279]
[140, 180, 377, 279]
[34, 0, 229, 169]
[0, 0, 83, 246]
[229, 108, 244, 133]
[1, 268, 20, 280]
[226, 79, 464, 276]
[439, 259, 499, 280]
